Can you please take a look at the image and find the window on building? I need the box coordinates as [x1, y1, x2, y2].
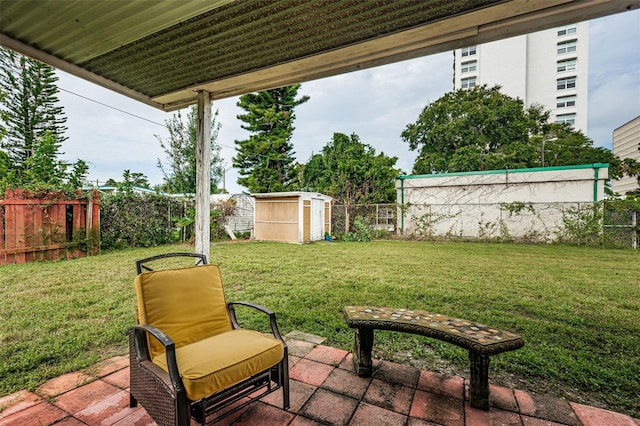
[557, 58, 577, 72]
[557, 25, 577, 37]
[461, 60, 477, 73]
[557, 77, 576, 90]
[461, 77, 476, 89]
[461, 46, 476, 57]
[556, 95, 576, 108]
[556, 113, 576, 125]
[557, 40, 577, 54]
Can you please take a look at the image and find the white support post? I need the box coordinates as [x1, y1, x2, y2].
[195, 91, 212, 262]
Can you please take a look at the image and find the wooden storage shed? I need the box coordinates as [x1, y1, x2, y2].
[253, 192, 332, 243]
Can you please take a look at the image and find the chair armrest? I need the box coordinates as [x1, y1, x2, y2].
[132, 324, 174, 348]
[130, 325, 184, 395]
[227, 302, 286, 343]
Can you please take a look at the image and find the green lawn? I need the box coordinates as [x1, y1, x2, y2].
[1, 240, 638, 417]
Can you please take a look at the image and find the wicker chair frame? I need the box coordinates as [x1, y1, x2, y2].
[129, 252, 290, 425]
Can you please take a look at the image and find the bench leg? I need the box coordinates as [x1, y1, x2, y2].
[469, 351, 490, 410]
[352, 327, 374, 377]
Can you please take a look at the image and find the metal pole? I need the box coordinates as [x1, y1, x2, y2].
[633, 211, 638, 250]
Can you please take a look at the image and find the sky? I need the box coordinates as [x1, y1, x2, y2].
[57, 10, 640, 194]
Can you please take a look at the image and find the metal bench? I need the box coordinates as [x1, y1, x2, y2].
[343, 306, 524, 410]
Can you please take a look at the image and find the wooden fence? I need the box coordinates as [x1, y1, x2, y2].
[0, 189, 99, 265]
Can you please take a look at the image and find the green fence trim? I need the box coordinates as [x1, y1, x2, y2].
[398, 163, 609, 180]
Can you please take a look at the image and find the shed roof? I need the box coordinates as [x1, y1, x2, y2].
[2, 0, 636, 111]
[253, 191, 332, 200]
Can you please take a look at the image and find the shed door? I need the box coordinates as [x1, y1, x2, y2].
[311, 198, 324, 241]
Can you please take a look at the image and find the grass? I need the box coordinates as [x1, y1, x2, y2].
[1, 240, 639, 417]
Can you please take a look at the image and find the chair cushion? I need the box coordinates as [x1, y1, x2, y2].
[135, 264, 233, 359]
[152, 329, 284, 401]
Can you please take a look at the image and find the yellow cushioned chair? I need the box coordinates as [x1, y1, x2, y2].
[128, 253, 289, 425]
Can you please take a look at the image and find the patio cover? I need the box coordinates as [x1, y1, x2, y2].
[1, 0, 638, 258]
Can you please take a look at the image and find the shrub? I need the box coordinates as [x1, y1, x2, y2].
[342, 216, 375, 242]
[100, 192, 183, 249]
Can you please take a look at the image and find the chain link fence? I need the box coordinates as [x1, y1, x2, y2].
[99, 196, 637, 249]
[99, 193, 251, 249]
[332, 201, 638, 249]
[100, 193, 185, 249]
[331, 204, 397, 236]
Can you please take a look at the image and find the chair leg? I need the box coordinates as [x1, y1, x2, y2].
[191, 400, 204, 424]
[282, 351, 290, 410]
[129, 393, 137, 408]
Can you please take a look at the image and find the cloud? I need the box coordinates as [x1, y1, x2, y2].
[587, 10, 640, 148]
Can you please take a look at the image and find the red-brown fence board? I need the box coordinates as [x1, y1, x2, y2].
[0, 189, 100, 265]
[0, 205, 4, 261]
[14, 201, 26, 264]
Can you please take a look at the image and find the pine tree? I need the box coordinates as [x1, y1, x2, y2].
[0, 47, 68, 175]
[233, 84, 309, 193]
[0, 48, 88, 190]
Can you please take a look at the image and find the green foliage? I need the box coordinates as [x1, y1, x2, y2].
[0, 89, 7, 143]
[408, 205, 459, 240]
[67, 159, 90, 189]
[105, 170, 151, 189]
[233, 85, 309, 193]
[210, 200, 236, 241]
[172, 204, 195, 242]
[22, 131, 67, 187]
[169, 199, 235, 243]
[156, 106, 224, 194]
[532, 122, 619, 175]
[0, 47, 68, 173]
[234, 230, 251, 239]
[601, 198, 640, 249]
[554, 200, 639, 248]
[403, 85, 536, 174]
[0, 149, 9, 181]
[342, 216, 375, 242]
[299, 132, 400, 205]
[1, 131, 88, 192]
[100, 192, 183, 249]
[557, 203, 604, 246]
[402, 85, 621, 175]
[500, 201, 535, 215]
[616, 155, 640, 194]
[0, 48, 87, 192]
[608, 194, 640, 211]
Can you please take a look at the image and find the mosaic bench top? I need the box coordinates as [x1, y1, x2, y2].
[343, 306, 524, 355]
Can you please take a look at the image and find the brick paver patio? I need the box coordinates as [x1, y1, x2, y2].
[1, 334, 638, 426]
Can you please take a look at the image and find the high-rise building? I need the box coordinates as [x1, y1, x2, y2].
[612, 116, 640, 195]
[453, 23, 589, 134]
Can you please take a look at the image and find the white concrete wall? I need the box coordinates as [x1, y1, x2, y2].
[397, 164, 608, 240]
